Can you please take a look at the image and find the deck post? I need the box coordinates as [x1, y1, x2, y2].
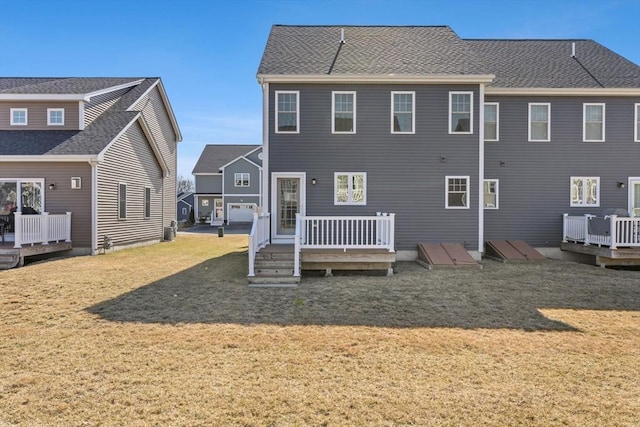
[65, 212, 72, 242]
[41, 212, 50, 245]
[609, 215, 617, 250]
[583, 214, 591, 246]
[388, 213, 396, 252]
[293, 214, 301, 277]
[13, 211, 22, 249]
[562, 213, 568, 243]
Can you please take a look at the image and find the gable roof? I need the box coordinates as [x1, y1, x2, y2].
[258, 25, 491, 81]
[466, 39, 640, 89]
[192, 144, 261, 174]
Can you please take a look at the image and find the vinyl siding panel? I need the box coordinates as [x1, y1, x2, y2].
[223, 158, 261, 195]
[195, 175, 222, 194]
[269, 83, 481, 251]
[0, 162, 92, 247]
[0, 101, 79, 130]
[484, 96, 640, 246]
[84, 87, 131, 126]
[96, 122, 164, 247]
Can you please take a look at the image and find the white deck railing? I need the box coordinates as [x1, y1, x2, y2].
[293, 213, 396, 276]
[562, 213, 640, 249]
[248, 212, 270, 277]
[13, 212, 72, 249]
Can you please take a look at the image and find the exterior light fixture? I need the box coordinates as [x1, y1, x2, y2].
[311, 178, 317, 185]
[48, 183, 56, 190]
[617, 182, 625, 188]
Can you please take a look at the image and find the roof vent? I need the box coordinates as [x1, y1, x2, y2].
[571, 42, 576, 58]
[340, 28, 345, 44]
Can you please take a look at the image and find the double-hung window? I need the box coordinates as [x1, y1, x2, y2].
[583, 103, 605, 142]
[332, 91, 355, 133]
[483, 179, 499, 209]
[234, 172, 250, 187]
[275, 91, 299, 133]
[144, 187, 151, 218]
[10, 108, 27, 126]
[118, 183, 127, 220]
[484, 103, 499, 141]
[47, 108, 64, 126]
[529, 103, 550, 141]
[635, 104, 640, 142]
[391, 91, 415, 133]
[450, 92, 473, 134]
[571, 177, 599, 207]
[334, 172, 366, 205]
[446, 176, 469, 209]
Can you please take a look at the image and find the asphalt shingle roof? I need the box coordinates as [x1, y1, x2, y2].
[466, 39, 640, 88]
[192, 145, 261, 174]
[0, 77, 143, 94]
[258, 25, 490, 76]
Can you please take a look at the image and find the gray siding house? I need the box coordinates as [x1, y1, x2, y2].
[0, 77, 182, 256]
[192, 144, 262, 224]
[177, 191, 194, 222]
[255, 25, 640, 262]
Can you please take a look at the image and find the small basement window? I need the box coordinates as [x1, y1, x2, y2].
[71, 177, 81, 189]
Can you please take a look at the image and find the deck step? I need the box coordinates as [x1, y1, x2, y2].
[255, 268, 295, 275]
[0, 254, 20, 270]
[248, 275, 300, 286]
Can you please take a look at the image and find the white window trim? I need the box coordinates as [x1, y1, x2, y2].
[118, 182, 127, 220]
[234, 172, 250, 187]
[390, 91, 415, 134]
[334, 172, 367, 206]
[446, 176, 470, 209]
[144, 186, 151, 219]
[71, 177, 81, 189]
[570, 176, 600, 207]
[449, 91, 473, 135]
[483, 179, 499, 209]
[484, 102, 499, 141]
[528, 103, 551, 142]
[634, 104, 640, 142]
[332, 91, 356, 134]
[47, 108, 65, 126]
[275, 90, 299, 134]
[583, 103, 605, 142]
[10, 108, 28, 126]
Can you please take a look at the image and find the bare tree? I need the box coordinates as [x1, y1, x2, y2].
[177, 175, 195, 193]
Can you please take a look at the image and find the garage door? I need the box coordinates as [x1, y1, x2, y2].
[228, 203, 256, 223]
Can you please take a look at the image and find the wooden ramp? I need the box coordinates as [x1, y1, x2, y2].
[417, 243, 481, 269]
[485, 240, 546, 262]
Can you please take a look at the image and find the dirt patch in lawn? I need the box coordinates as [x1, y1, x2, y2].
[1, 234, 638, 425]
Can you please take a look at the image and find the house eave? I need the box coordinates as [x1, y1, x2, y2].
[257, 73, 495, 84]
[486, 87, 640, 96]
[0, 155, 97, 162]
[0, 94, 85, 101]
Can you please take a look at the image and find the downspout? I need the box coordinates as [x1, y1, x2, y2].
[478, 84, 485, 256]
[90, 159, 99, 255]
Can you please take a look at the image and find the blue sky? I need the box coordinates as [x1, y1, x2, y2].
[1, 0, 639, 178]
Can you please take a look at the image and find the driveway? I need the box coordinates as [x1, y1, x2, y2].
[177, 223, 251, 235]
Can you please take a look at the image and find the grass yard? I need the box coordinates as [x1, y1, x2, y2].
[0, 234, 639, 426]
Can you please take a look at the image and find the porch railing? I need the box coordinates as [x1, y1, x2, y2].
[293, 213, 395, 276]
[13, 212, 72, 249]
[248, 212, 270, 277]
[562, 213, 640, 249]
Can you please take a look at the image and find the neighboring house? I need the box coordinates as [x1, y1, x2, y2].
[0, 77, 182, 261]
[177, 191, 194, 222]
[192, 144, 262, 225]
[253, 25, 640, 271]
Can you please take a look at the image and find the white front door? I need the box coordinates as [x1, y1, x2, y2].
[271, 173, 305, 242]
[630, 178, 640, 217]
[213, 198, 223, 224]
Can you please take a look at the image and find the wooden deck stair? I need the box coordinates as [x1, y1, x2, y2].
[248, 244, 300, 286]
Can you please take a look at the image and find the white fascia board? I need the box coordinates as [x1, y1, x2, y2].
[0, 155, 97, 162]
[85, 79, 145, 101]
[220, 155, 261, 170]
[129, 79, 183, 143]
[0, 94, 85, 101]
[193, 172, 222, 176]
[258, 74, 495, 84]
[486, 87, 640, 96]
[244, 146, 262, 157]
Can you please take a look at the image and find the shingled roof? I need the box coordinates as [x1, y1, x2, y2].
[258, 25, 490, 76]
[192, 145, 261, 174]
[466, 39, 640, 88]
[0, 77, 143, 94]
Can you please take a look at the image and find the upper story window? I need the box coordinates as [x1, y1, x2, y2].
[391, 91, 415, 133]
[275, 91, 299, 133]
[449, 92, 473, 134]
[144, 187, 151, 218]
[335, 172, 366, 205]
[332, 91, 356, 133]
[118, 183, 127, 220]
[10, 108, 28, 126]
[636, 104, 640, 142]
[446, 176, 470, 209]
[583, 103, 605, 142]
[528, 103, 550, 142]
[484, 103, 499, 141]
[47, 108, 65, 126]
[483, 179, 499, 209]
[571, 177, 599, 207]
[234, 173, 250, 187]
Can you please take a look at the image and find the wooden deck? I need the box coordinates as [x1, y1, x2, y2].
[301, 247, 396, 276]
[0, 240, 72, 269]
[561, 241, 640, 267]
